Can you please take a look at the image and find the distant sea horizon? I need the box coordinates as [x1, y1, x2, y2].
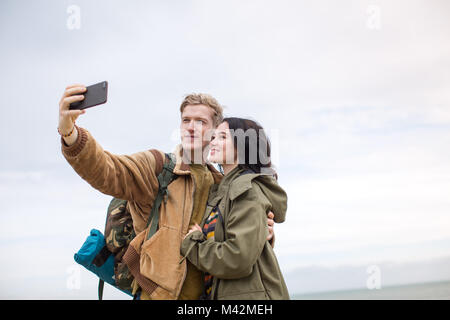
[291, 279, 450, 300]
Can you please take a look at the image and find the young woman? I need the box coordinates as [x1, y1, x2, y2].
[180, 117, 290, 300]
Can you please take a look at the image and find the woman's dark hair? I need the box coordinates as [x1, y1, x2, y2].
[222, 117, 277, 179]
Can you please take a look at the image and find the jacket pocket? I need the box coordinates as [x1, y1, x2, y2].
[139, 226, 185, 295]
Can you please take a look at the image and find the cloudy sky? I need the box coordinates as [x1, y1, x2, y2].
[0, 0, 449, 299]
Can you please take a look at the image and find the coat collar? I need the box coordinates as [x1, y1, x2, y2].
[171, 144, 223, 184]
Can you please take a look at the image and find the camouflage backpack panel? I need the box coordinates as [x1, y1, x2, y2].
[114, 259, 134, 292]
[104, 198, 136, 255]
[104, 198, 136, 292]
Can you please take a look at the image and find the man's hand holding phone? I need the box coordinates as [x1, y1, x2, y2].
[58, 84, 87, 146]
[58, 81, 108, 146]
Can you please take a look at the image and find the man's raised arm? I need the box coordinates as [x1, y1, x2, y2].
[58, 84, 159, 203]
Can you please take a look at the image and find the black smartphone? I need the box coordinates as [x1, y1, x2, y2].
[69, 81, 108, 110]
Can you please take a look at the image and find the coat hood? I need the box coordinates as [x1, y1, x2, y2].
[228, 169, 287, 223]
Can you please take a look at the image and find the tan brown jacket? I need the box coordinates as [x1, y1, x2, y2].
[61, 125, 223, 299]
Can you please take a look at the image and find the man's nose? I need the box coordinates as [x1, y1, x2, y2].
[187, 120, 195, 130]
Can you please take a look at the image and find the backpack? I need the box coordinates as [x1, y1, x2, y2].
[74, 151, 178, 299]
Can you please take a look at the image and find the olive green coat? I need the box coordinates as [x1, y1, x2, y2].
[180, 166, 290, 300]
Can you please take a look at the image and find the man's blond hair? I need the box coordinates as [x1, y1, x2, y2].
[180, 93, 224, 127]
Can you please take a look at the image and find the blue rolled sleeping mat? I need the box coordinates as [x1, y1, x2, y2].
[74, 229, 132, 297]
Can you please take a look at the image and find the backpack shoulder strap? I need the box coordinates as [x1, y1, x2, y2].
[146, 152, 178, 240]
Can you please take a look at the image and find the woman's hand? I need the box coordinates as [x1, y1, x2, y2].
[184, 223, 202, 239]
[267, 211, 275, 241]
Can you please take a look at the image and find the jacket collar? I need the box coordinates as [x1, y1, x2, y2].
[218, 165, 244, 188]
[172, 144, 191, 175]
[171, 144, 224, 184]
[228, 171, 262, 200]
[208, 166, 261, 208]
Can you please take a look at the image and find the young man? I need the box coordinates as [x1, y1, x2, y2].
[58, 84, 275, 300]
